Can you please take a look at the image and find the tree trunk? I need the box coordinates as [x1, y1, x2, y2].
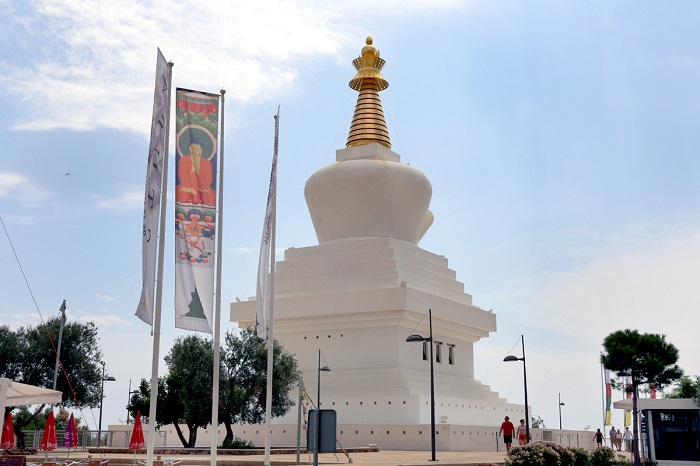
[223, 420, 233, 444]
[173, 422, 188, 447]
[632, 377, 641, 466]
[14, 404, 46, 449]
[187, 425, 197, 448]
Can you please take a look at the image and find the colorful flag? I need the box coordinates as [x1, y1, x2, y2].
[174, 88, 220, 333]
[255, 111, 280, 340]
[604, 369, 612, 425]
[136, 48, 172, 325]
[650, 383, 656, 399]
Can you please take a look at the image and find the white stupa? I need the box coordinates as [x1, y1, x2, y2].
[231, 37, 522, 433]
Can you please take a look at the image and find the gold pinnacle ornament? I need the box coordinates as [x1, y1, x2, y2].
[346, 36, 391, 149]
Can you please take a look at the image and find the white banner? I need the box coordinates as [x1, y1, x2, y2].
[136, 48, 171, 325]
[255, 112, 279, 340]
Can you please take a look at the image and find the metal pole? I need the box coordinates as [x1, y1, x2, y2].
[98, 362, 105, 446]
[522, 335, 530, 444]
[429, 309, 436, 461]
[52, 300, 66, 390]
[296, 381, 302, 465]
[559, 393, 563, 430]
[313, 349, 321, 466]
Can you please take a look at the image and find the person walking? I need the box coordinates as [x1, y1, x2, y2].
[623, 426, 633, 451]
[516, 419, 528, 445]
[615, 429, 622, 451]
[593, 428, 604, 447]
[609, 426, 616, 448]
[499, 416, 516, 452]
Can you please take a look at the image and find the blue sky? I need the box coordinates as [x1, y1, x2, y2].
[1, 0, 699, 436]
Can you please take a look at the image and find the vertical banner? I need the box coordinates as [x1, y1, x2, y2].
[604, 369, 612, 425]
[255, 112, 279, 340]
[174, 88, 219, 333]
[136, 48, 172, 325]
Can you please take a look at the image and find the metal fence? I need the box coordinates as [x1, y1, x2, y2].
[20, 430, 142, 451]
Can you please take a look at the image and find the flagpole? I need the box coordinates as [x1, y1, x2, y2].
[264, 108, 280, 466]
[146, 59, 173, 466]
[210, 89, 225, 466]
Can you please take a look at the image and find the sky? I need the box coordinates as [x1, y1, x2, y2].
[1, 0, 699, 438]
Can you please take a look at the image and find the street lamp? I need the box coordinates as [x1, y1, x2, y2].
[313, 349, 330, 466]
[503, 335, 529, 444]
[559, 393, 565, 430]
[126, 379, 140, 424]
[98, 362, 116, 446]
[406, 308, 436, 462]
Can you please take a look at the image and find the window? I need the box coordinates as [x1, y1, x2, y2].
[448, 344, 455, 365]
[435, 341, 443, 363]
[422, 341, 427, 360]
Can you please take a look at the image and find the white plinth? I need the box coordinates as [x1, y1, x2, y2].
[231, 236, 519, 426]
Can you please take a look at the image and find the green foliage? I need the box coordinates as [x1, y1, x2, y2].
[589, 447, 616, 466]
[505, 441, 562, 466]
[220, 328, 300, 425]
[570, 447, 590, 466]
[600, 330, 683, 389]
[219, 436, 255, 449]
[0, 317, 104, 408]
[664, 375, 700, 400]
[548, 442, 576, 466]
[642, 459, 657, 466]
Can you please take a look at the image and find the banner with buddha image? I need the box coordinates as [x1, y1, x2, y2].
[174, 88, 219, 333]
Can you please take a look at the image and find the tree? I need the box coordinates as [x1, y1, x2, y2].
[601, 329, 683, 466]
[219, 328, 299, 444]
[665, 375, 700, 401]
[0, 317, 104, 447]
[164, 335, 214, 447]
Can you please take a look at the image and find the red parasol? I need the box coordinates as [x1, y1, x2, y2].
[40, 411, 57, 451]
[128, 412, 145, 450]
[62, 413, 78, 448]
[1, 412, 15, 450]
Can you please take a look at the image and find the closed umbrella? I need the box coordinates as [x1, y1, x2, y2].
[128, 412, 145, 450]
[1, 412, 15, 450]
[62, 413, 78, 448]
[40, 411, 57, 451]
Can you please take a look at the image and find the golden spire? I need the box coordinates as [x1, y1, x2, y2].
[346, 36, 391, 149]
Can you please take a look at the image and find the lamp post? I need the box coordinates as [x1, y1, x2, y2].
[98, 362, 116, 446]
[558, 393, 565, 430]
[503, 335, 529, 444]
[313, 349, 330, 466]
[406, 308, 436, 461]
[126, 379, 139, 425]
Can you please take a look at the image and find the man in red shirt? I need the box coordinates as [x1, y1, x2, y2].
[499, 416, 516, 452]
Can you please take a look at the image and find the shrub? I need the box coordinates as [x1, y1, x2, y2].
[546, 441, 576, 466]
[219, 436, 255, 449]
[505, 441, 560, 466]
[589, 446, 616, 466]
[569, 447, 590, 466]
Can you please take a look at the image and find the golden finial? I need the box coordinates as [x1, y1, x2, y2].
[346, 36, 391, 149]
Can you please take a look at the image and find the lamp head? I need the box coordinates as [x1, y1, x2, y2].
[104, 376, 117, 382]
[320, 366, 331, 372]
[406, 334, 429, 343]
[503, 355, 522, 362]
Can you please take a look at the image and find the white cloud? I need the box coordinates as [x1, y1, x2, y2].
[96, 294, 117, 302]
[0, 172, 52, 206]
[1, 0, 465, 134]
[92, 189, 143, 211]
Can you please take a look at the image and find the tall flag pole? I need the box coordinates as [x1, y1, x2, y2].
[256, 108, 280, 466]
[137, 48, 173, 466]
[174, 88, 220, 333]
[624, 376, 632, 426]
[210, 88, 226, 466]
